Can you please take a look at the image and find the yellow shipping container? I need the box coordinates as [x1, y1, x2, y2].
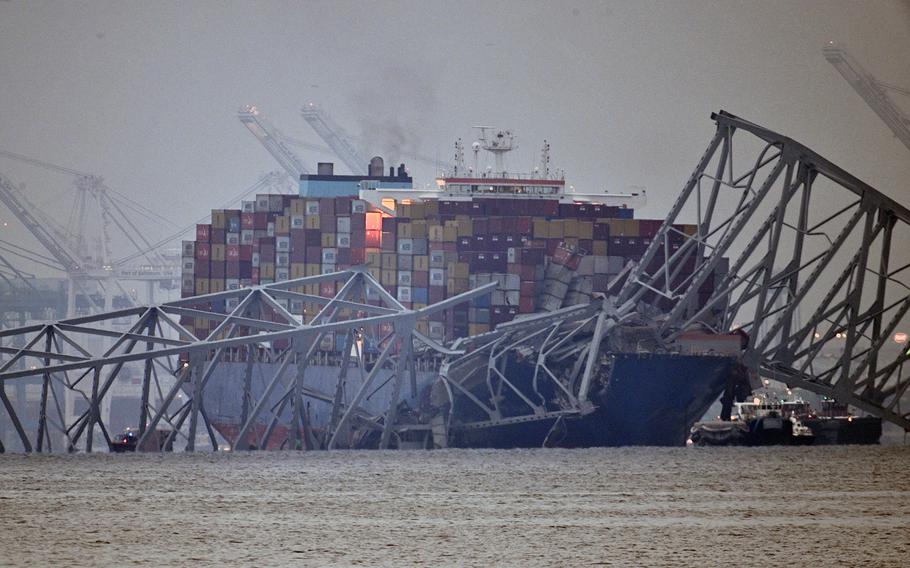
[381, 253, 397, 270]
[195, 278, 210, 295]
[456, 216, 473, 237]
[428, 224, 444, 242]
[549, 220, 565, 238]
[195, 318, 209, 332]
[443, 225, 458, 242]
[369, 267, 382, 281]
[261, 263, 275, 279]
[533, 218, 549, 239]
[410, 220, 428, 238]
[469, 323, 490, 336]
[413, 255, 430, 271]
[305, 263, 321, 277]
[366, 251, 382, 267]
[623, 219, 640, 237]
[305, 215, 320, 230]
[397, 222, 412, 239]
[578, 221, 594, 240]
[291, 264, 306, 279]
[416, 320, 429, 335]
[607, 219, 625, 236]
[321, 232, 336, 248]
[448, 261, 469, 279]
[211, 244, 226, 261]
[684, 224, 698, 236]
[381, 269, 397, 287]
[564, 237, 579, 249]
[290, 198, 305, 215]
[275, 216, 290, 235]
[592, 240, 609, 256]
[563, 219, 579, 238]
[424, 200, 439, 217]
[211, 210, 226, 229]
[304, 283, 319, 296]
[210, 279, 225, 293]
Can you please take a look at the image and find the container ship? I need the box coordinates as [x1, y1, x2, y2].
[180, 129, 748, 449]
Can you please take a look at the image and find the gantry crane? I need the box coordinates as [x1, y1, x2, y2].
[824, 43, 910, 153]
[300, 102, 370, 174]
[0, 150, 180, 316]
[237, 105, 311, 182]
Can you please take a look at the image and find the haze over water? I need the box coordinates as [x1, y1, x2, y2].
[1, 446, 908, 567]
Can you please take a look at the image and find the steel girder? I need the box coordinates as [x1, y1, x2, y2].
[616, 110, 910, 430]
[0, 267, 495, 452]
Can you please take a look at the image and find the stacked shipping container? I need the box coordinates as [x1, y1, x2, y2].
[182, 194, 699, 346]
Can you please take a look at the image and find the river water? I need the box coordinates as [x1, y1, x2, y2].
[1, 446, 909, 567]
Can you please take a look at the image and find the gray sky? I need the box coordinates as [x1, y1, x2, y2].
[1, 0, 908, 274]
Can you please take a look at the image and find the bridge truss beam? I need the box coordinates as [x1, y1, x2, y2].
[0, 268, 494, 452]
[617, 110, 910, 430]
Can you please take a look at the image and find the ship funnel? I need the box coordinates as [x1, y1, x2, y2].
[369, 156, 384, 177]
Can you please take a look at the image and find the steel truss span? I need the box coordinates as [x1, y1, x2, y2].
[2, 110, 909, 453]
[0, 267, 494, 452]
[617, 110, 910, 430]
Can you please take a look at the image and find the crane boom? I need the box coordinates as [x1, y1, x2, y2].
[300, 103, 368, 174]
[824, 44, 910, 153]
[0, 173, 82, 273]
[238, 106, 311, 180]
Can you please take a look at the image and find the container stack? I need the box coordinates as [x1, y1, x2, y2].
[181, 193, 701, 345]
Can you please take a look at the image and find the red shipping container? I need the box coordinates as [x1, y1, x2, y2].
[412, 271, 429, 287]
[306, 246, 321, 260]
[239, 245, 253, 262]
[211, 229, 226, 244]
[519, 296, 535, 313]
[319, 198, 336, 216]
[195, 242, 211, 260]
[196, 224, 211, 242]
[365, 230, 381, 248]
[241, 212, 255, 229]
[520, 281, 536, 297]
[226, 244, 240, 261]
[350, 231, 366, 248]
[251, 267, 260, 283]
[320, 281, 336, 298]
[350, 248, 365, 265]
[253, 212, 269, 230]
[226, 262, 240, 279]
[429, 287, 446, 303]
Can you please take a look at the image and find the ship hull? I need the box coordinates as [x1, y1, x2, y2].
[450, 353, 738, 448]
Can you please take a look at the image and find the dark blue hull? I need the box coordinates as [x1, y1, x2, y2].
[451, 353, 738, 448]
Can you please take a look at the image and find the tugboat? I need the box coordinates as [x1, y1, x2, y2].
[108, 428, 139, 452]
[689, 394, 880, 446]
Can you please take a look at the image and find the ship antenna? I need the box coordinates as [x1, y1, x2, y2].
[540, 140, 550, 177]
[454, 138, 465, 175]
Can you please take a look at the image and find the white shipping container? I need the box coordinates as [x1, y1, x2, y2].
[322, 263, 336, 273]
[337, 233, 351, 248]
[276, 236, 290, 250]
[429, 268, 446, 286]
[182, 240, 195, 257]
[322, 248, 337, 263]
[226, 233, 240, 245]
[397, 239, 414, 255]
[397, 286, 412, 302]
[182, 259, 195, 271]
[252, 252, 260, 267]
[428, 321, 445, 340]
[276, 268, 289, 281]
[398, 271, 413, 286]
[505, 290, 520, 305]
[226, 278, 240, 291]
[305, 201, 320, 215]
[505, 273, 521, 290]
[242, 200, 255, 213]
[336, 217, 351, 233]
[429, 250, 446, 268]
[507, 247, 517, 264]
[351, 199, 367, 214]
[276, 253, 289, 266]
[291, 215, 305, 229]
[241, 230, 254, 244]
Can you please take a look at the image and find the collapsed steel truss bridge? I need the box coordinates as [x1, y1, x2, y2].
[1, 110, 909, 452]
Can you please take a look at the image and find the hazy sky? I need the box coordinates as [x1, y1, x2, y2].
[1, 0, 908, 274]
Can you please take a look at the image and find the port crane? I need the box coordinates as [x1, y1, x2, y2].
[300, 102, 369, 174]
[0, 150, 181, 316]
[237, 105, 311, 183]
[824, 43, 910, 153]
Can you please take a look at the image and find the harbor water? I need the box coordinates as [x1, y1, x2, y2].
[1, 446, 909, 566]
